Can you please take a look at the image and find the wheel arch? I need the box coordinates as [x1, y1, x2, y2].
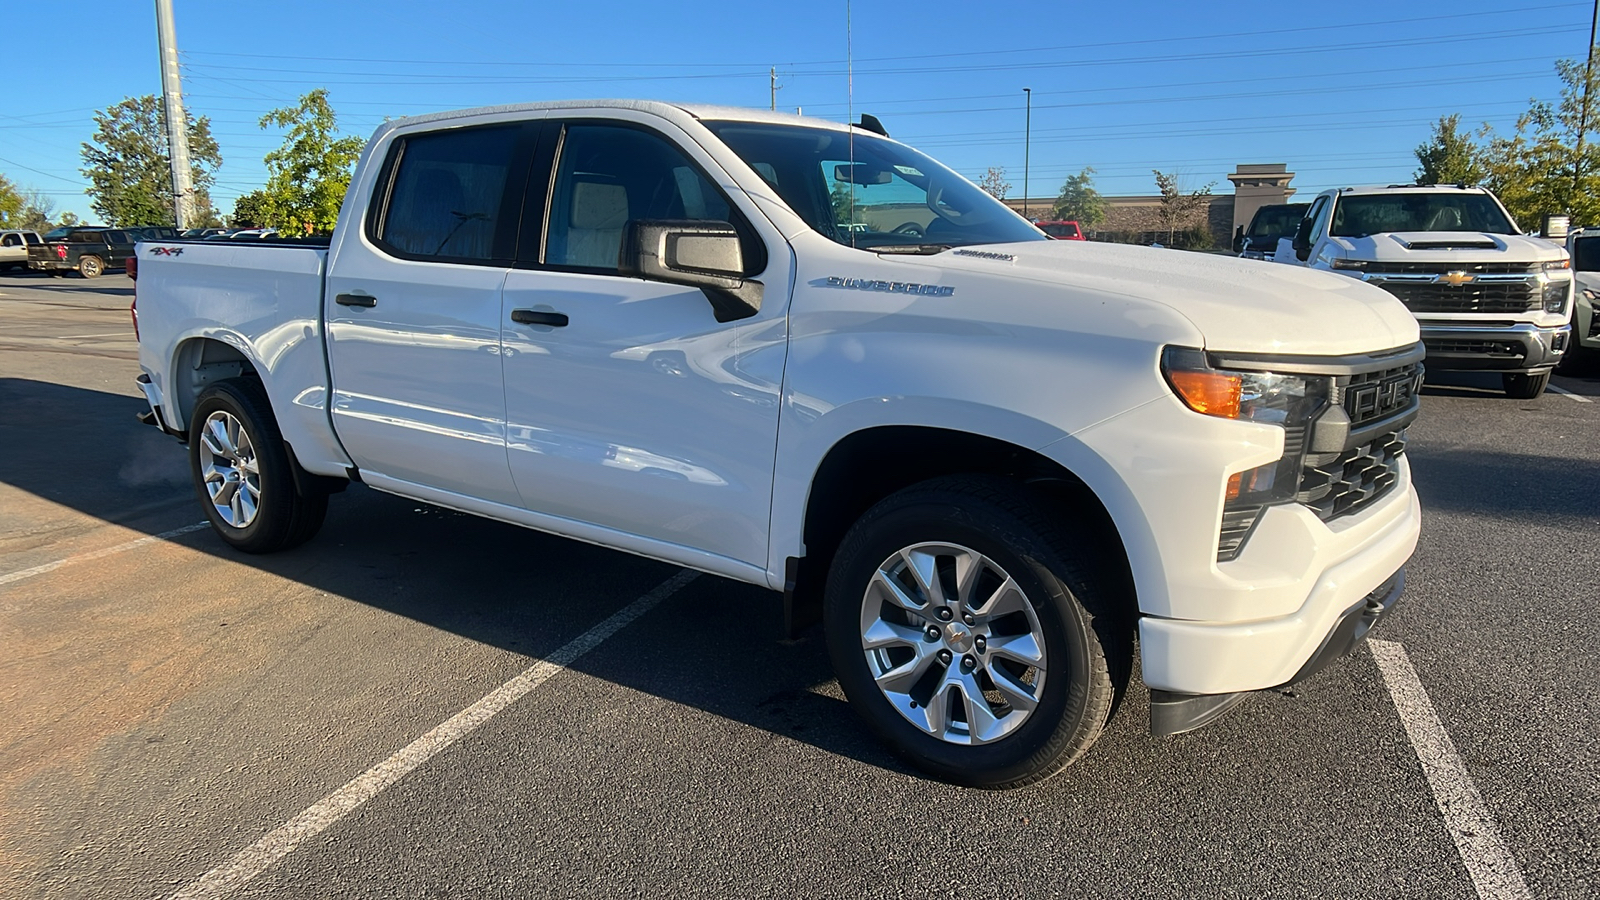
[167, 333, 267, 435]
[784, 424, 1137, 637]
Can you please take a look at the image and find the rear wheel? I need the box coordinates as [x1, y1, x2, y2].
[1502, 371, 1550, 399]
[78, 255, 104, 278]
[189, 378, 328, 553]
[824, 476, 1127, 789]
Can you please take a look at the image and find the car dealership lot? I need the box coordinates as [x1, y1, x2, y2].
[1, 272, 1595, 899]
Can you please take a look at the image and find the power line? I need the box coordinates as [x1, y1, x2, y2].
[174, 4, 1576, 70]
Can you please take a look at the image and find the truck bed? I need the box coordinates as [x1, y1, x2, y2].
[135, 239, 348, 475]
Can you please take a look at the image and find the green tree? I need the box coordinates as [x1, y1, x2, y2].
[0, 174, 22, 228]
[828, 181, 863, 229]
[56, 211, 82, 228]
[258, 90, 365, 234]
[1152, 170, 1214, 245]
[80, 95, 222, 227]
[1413, 114, 1486, 186]
[1477, 47, 1600, 227]
[1052, 167, 1105, 227]
[231, 190, 269, 228]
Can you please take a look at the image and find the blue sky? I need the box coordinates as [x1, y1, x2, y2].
[2, 1, 1589, 222]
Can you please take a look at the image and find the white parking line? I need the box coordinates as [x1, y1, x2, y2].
[1547, 384, 1591, 403]
[1369, 639, 1532, 900]
[0, 522, 210, 587]
[166, 568, 700, 900]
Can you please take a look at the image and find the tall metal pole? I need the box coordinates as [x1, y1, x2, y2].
[1023, 87, 1032, 220]
[156, 0, 194, 229]
[770, 67, 777, 111]
[1575, 0, 1599, 204]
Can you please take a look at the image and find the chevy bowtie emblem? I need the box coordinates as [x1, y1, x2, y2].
[1437, 271, 1475, 286]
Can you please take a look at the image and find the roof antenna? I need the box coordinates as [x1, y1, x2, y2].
[857, 113, 888, 137]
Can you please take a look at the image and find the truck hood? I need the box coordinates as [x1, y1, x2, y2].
[1327, 231, 1565, 263]
[902, 240, 1419, 357]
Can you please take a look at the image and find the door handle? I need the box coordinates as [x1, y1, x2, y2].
[510, 309, 568, 327]
[335, 293, 377, 308]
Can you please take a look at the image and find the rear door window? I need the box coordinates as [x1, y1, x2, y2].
[374, 123, 524, 263]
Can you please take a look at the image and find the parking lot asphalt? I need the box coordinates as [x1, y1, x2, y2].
[1, 271, 1595, 899]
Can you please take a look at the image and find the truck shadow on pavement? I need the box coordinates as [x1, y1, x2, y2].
[0, 376, 908, 776]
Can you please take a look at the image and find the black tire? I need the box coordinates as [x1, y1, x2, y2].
[1502, 371, 1550, 399]
[823, 475, 1128, 789]
[188, 378, 328, 553]
[78, 255, 104, 278]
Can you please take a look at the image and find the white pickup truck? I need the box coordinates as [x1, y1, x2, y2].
[134, 100, 1422, 788]
[1273, 184, 1572, 398]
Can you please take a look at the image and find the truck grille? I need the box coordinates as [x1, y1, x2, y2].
[1378, 281, 1538, 314]
[1298, 430, 1406, 521]
[1373, 262, 1536, 275]
[1425, 338, 1525, 359]
[1337, 361, 1424, 428]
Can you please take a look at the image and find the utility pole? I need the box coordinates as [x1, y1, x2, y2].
[155, 0, 194, 229]
[1576, 0, 1599, 203]
[1023, 88, 1032, 220]
[770, 67, 779, 111]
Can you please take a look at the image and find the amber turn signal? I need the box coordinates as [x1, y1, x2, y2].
[1167, 369, 1242, 419]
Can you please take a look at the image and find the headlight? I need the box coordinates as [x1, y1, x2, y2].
[1161, 347, 1326, 427]
[1543, 258, 1571, 272]
[1329, 258, 1368, 271]
[1544, 279, 1571, 314]
[1162, 347, 1331, 560]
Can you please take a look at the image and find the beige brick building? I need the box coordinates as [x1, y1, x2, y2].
[1000, 162, 1296, 248]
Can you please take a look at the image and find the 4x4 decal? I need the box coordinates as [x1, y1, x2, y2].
[150, 247, 184, 257]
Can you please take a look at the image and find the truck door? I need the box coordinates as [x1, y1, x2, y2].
[498, 119, 790, 568]
[324, 120, 536, 507]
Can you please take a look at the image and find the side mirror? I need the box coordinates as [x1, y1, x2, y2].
[619, 219, 763, 322]
[1232, 225, 1244, 254]
[1292, 218, 1314, 262]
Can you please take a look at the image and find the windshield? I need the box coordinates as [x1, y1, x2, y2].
[703, 121, 1046, 251]
[1248, 204, 1308, 237]
[1329, 193, 1516, 237]
[43, 227, 72, 241]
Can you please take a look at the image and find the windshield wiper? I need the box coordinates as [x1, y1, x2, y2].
[874, 243, 953, 255]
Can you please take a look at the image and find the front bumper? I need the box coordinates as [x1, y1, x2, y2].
[1138, 482, 1420, 695]
[1149, 570, 1403, 736]
[1419, 321, 1569, 373]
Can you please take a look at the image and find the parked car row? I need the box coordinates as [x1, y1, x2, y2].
[3, 225, 285, 277]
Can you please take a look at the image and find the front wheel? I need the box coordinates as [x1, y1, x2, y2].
[1503, 371, 1550, 399]
[78, 255, 104, 278]
[189, 378, 327, 553]
[824, 476, 1127, 789]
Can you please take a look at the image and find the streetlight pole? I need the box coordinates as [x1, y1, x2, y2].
[1023, 88, 1032, 220]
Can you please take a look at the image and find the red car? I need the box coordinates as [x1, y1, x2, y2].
[1036, 220, 1086, 240]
